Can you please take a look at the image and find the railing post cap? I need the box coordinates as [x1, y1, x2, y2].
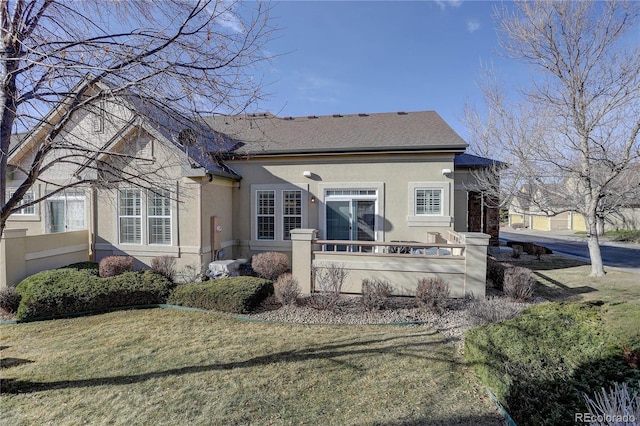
[290, 228, 317, 241]
[1, 228, 28, 238]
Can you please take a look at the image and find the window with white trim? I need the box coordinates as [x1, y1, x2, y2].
[407, 182, 452, 227]
[282, 190, 302, 240]
[119, 188, 172, 245]
[148, 189, 172, 245]
[93, 98, 105, 133]
[415, 188, 442, 215]
[119, 189, 142, 244]
[256, 190, 275, 240]
[9, 190, 35, 215]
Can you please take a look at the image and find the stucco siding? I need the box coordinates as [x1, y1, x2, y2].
[228, 153, 457, 256]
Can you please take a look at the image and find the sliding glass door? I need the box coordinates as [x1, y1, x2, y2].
[325, 190, 377, 251]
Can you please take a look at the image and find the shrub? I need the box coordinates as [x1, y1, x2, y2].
[274, 273, 300, 306]
[467, 297, 523, 326]
[99, 256, 134, 277]
[503, 266, 535, 302]
[151, 256, 177, 282]
[0, 287, 21, 314]
[251, 252, 289, 281]
[486, 258, 511, 290]
[60, 261, 99, 274]
[465, 302, 640, 426]
[583, 382, 640, 423]
[511, 245, 523, 259]
[312, 263, 348, 311]
[15, 269, 173, 320]
[168, 277, 273, 314]
[415, 277, 450, 312]
[361, 278, 393, 311]
[175, 263, 204, 283]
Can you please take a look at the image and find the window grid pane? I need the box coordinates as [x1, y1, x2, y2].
[415, 189, 442, 215]
[257, 190, 275, 240]
[10, 191, 35, 215]
[119, 189, 142, 244]
[282, 190, 302, 240]
[148, 189, 171, 245]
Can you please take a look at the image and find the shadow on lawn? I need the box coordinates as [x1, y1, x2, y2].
[0, 330, 461, 395]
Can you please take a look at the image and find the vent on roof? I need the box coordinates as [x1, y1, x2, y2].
[284, 116, 294, 120]
[397, 111, 408, 115]
[358, 113, 369, 117]
[332, 114, 343, 118]
[308, 115, 318, 119]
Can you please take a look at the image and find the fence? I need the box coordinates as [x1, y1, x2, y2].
[290, 229, 490, 298]
[0, 229, 90, 289]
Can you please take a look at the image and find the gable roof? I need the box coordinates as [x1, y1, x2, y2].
[7, 77, 239, 179]
[204, 111, 468, 156]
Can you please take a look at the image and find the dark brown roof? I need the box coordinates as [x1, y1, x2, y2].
[203, 111, 468, 156]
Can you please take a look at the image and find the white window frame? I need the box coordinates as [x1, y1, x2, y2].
[407, 182, 453, 227]
[256, 190, 276, 241]
[118, 188, 173, 246]
[147, 189, 172, 245]
[119, 189, 142, 244]
[9, 190, 35, 215]
[282, 190, 302, 240]
[415, 188, 443, 216]
[251, 184, 308, 248]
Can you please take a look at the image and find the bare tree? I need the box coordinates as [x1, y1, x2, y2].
[1, 0, 274, 238]
[466, 0, 640, 276]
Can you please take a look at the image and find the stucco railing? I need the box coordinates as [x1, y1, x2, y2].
[290, 229, 489, 298]
[0, 229, 90, 289]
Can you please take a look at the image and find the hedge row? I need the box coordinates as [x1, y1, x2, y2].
[168, 277, 273, 314]
[465, 302, 640, 426]
[15, 268, 173, 320]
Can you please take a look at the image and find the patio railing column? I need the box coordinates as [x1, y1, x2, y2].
[460, 232, 490, 298]
[290, 229, 317, 294]
[0, 228, 28, 289]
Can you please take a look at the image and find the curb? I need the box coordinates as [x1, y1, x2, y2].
[486, 387, 517, 426]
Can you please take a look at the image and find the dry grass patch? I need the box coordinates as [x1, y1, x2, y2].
[1, 309, 502, 425]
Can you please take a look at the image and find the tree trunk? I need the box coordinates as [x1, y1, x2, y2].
[596, 216, 605, 236]
[586, 214, 606, 276]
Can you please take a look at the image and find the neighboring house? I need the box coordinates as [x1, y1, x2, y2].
[4, 83, 499, 286]
[508, 177, 640, 233]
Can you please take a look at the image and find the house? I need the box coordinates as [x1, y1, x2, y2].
[3, 84, 499, 289]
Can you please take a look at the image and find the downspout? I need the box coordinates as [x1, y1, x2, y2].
[90, 186, 97, 261]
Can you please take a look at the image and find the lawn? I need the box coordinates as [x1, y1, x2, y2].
[517, 256, 640, 347]
[1, 309, 503, 425]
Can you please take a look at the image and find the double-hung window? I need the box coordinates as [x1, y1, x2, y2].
[9, 190, 35, 215]
[256, 190, 275, 240]
[252, 185, 307, 244]
[148, 189, 172, 245]
[119, 188, 172, 245]
[282, 190, 302, 240]
[415, 188, 442, 215]
[119, 189, 142, 244]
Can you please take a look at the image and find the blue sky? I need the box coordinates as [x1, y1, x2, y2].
[255, 1, 522, 140]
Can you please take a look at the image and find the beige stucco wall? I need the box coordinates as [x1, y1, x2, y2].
[1, 229, 89, 288]
[228, 153, 457, 258]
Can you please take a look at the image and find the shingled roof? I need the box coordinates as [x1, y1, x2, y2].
[204, 111, 468, 156]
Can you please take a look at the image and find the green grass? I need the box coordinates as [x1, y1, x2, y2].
[516, 256, 640, 347]
[1, 309, 502, 425]
[573, 229, 640, 243]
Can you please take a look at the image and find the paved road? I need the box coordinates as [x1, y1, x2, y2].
[500, 231, 640, 270]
